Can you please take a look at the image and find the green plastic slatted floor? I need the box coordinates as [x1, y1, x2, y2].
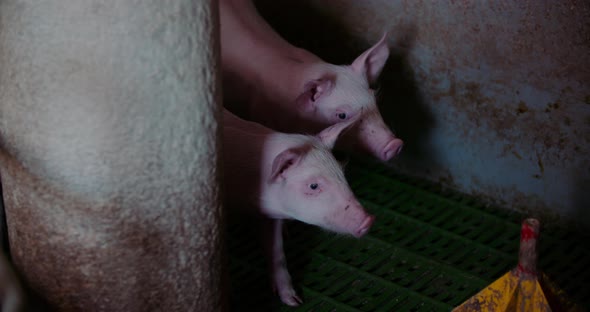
[227, 158, 590, 311]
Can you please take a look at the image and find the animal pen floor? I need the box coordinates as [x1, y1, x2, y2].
[227, 157, 590, 311]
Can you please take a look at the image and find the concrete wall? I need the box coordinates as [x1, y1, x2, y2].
[256, 0, 590, 226]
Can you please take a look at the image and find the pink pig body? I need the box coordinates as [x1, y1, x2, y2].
[223, 110, 374, 305]
[219, 0, 404, 162]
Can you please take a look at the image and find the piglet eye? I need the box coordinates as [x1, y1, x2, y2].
[338, 113, 347, 120]
[309, 183, 319, 190]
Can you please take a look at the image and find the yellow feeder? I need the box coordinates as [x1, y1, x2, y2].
[453, 218, 584, 312]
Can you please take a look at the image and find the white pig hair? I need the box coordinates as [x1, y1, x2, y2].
[287, 134, 347, 184]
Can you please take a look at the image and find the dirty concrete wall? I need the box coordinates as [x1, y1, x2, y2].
[256, 1, 590, 226]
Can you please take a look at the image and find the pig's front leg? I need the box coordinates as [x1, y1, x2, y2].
[265, 219, 303, 306]
[0, 253, 24, 312]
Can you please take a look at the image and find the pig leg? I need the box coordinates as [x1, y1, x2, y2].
[0, 253, 24, 312]
[264, 218, 303, 306]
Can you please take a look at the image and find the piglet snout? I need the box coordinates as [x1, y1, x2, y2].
[382, 138, 404, 161]
[355, 215, 375, 237]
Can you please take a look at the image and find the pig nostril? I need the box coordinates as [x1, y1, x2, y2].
[356, 215, 375, 237]
[345, 205, 350, 211]
[384, 150, 393, 161]
[383, 140, 404, 161]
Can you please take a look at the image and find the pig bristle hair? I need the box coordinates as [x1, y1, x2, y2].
[374, 84, 383, 100]
[288, 134, 347, 183]
[339, 158, 349, 169]
[309, 137, 347, 182]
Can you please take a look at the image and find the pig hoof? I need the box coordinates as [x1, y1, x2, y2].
[272, 260, 303, 305]
[279, 289, 303, 306]
[273, 275, 303, 306]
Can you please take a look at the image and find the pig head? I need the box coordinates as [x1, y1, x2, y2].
[223, 110, 373, 237]
[222, 110, 374, 305]
[220, 0, 403, 162]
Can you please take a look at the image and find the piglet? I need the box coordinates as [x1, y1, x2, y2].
[220, 0, 403, 162]
[223, 109, 374, 306]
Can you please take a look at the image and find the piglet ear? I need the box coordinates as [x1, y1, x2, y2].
[295, 78, 333, 112]
[316, 114, 361, 150]
[269, 148, 301, 182]
[351, 33, 389, 84]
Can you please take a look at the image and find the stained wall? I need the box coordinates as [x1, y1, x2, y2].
[257, 0, 590, 226]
